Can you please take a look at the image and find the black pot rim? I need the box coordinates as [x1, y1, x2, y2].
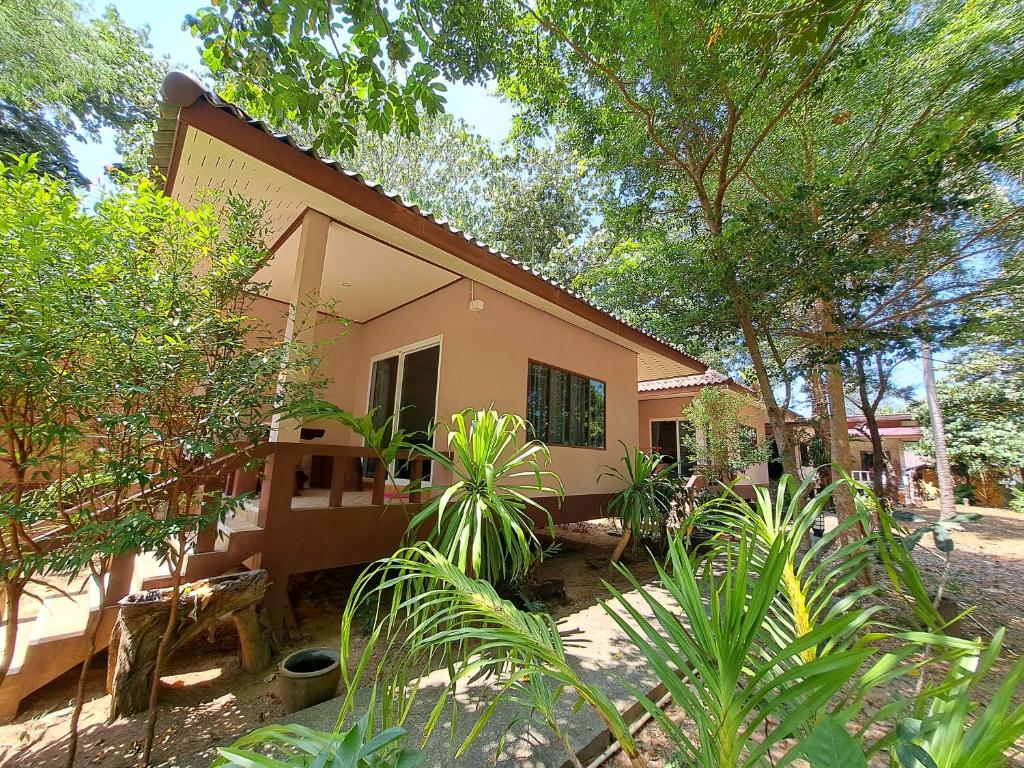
[279, 647, 341, 679]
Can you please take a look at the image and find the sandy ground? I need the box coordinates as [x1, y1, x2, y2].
[2, 505, 1021, 768]
[0, 519, 646, 768]
[607, 501, 1024, 767]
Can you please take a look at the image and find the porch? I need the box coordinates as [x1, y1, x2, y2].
[170, 441, 436, 631]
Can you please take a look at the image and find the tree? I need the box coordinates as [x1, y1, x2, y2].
[848, 348, 914, 503]
[0, 156, 330, 764]
[484, 139, 607, 279]
[680, 387, 769, 485]
[920, 341, 957, 519]
[0, 0, 166, 183]
[913, 355, 1024, 500]
[189, 2, 447, 156]
[324, 113, 498, 239]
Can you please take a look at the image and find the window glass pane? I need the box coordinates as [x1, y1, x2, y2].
[569, 374, 588, 446]
[549, 369, 570, 444]
[396, 344, 441, 480]
[651, 420, 677, 462]
[588, 379, 605, 448]
[365, 356, 398, 477]
[527, 363, 549, 441]
[397, 345, 440, 438]
[368, 356, 398, 429]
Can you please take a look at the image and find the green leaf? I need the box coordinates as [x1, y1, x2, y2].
[949, 513, 981, 523]
[933, 525, 954, 553]
[893, 510, 925, 523]
[801, 717, 866, 768]
[895, 742, 940, 768]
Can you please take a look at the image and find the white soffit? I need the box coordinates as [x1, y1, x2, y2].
[172, 128, 699, 378]
[260, 223, 455, 322]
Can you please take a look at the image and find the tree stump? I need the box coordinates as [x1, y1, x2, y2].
[107, 569, 270, 721]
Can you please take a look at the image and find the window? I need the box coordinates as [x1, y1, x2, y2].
[527, 362, 605, 448]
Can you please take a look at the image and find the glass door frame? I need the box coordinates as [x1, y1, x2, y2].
[647, 417, 699, 477]
[365, 335, 443, 483]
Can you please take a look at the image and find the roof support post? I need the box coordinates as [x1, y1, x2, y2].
[270, 208, 330, 443]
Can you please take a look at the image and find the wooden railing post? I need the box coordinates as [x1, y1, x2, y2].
[258, 446, 297, 529]
[409, 458, 423, 504]
[105, 553, 136, 606]
[329, 457, 347, 507]
[195, 484, 222, 554]
[371, 460, 386, 506]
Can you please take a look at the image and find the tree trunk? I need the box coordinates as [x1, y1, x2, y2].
[142, 551, 182, 767]
[67, 570, 104, 768]
[108, 569, 269, 722]
[854, 355, 887, 502]
[807, 365, 832, 488]
[817, 301, 858, 529]
[0, 583, 19, 687]
[824, 359, 858, 524]
[726, 277, 800, 479]
[921, 340, 955, 522]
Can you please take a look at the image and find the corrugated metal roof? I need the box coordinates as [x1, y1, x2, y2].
[638, 370, 731, 392]
[157, 73, 706, 374]
[849, 426, 923, 440]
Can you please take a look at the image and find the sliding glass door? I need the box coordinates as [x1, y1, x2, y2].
[650, 419, 696, 477]
[366, 339, 441, 480]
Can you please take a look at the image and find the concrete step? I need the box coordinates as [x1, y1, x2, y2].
[3, 579, 95, 674]
[29, 587, 95, 646]
[140, 524, 265, 590]
[0, 575, 118, 721]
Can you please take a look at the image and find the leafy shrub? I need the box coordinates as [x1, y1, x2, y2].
[408, 408, 562, 585]
[954, 484, 975, 504]
[599, 443, 678, 547]
[1009, 484, 1024, 513]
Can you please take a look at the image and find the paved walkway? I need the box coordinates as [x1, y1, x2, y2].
[173, 584, 671, 767]
[286, 586, 670, 768]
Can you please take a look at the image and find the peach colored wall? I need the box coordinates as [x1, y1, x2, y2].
[638, 393, 771, 486]
[299, 280, 639, 496]
[850, 436, 907, 472]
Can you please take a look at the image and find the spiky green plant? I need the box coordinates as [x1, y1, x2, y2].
[211, 716, 424, 767]
[601, 478, 979, 768]
[599, 443, 679, 548]
[407, 409, 563, 585]
[602, 524, 878, 767]
[336, 543, 643, 767]
[712, 474, 876, 661]
[893, 627, 1024, 768]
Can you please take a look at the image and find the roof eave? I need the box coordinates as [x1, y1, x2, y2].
[159, 72, 706, 375]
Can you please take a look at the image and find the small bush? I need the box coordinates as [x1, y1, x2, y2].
[1010, 485, 1024, 514]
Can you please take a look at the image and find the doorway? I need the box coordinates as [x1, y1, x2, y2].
[649, 419, 696, 477]
[366, 338, 442, 481]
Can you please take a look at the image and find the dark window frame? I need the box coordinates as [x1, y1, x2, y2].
[526, 360, 607, 449]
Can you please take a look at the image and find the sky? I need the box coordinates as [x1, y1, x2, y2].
[69, 2, 936, 405]
[71, 0, 516, 182]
